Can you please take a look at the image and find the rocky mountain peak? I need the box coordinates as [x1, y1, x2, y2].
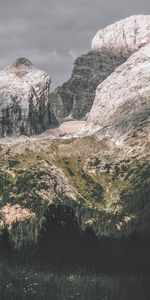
[0, 16, 149, 261]
[49, 15, 150, 125]
[12, 57, 33, 68]
[92, 15, 150, 55]
[0, 58, 51, 137]
[49, 52, 127, 124]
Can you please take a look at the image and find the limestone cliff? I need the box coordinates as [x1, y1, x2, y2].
[49, 51, 127, 123]
[49, 15, 150, 124]
[0, 57, 52, 137]
[85, 43, 150, 149]
[92, 15, 150, 54]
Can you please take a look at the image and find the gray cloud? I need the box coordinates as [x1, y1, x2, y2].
[0, 0, 150, 90]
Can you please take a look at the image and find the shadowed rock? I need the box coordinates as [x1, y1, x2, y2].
[49, 15, 150, 125]
[49, 51, 127, 124]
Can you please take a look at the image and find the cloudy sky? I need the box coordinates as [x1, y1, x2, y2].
[0, 0, 150, 90]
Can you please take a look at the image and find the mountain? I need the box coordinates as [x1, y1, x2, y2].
[0, 16, 149, 251]
[85, 43, 150, 152]
[49, 51, 127, 123]
[0, 57, 52, 137]
[49, 15, 150, 125]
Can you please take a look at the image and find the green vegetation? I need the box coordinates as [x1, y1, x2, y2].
[0, 138, 149, 249]
[0, 137, 149, 300]
[0, 262, 150, 300]
[58, 157, 104, 204]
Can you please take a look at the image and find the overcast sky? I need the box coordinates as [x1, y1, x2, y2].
[0, 0, 150, 90]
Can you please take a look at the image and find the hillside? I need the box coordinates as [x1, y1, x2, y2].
[0, 15, 149, 252]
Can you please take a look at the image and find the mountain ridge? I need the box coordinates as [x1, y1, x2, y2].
[0, 16, 149, 250]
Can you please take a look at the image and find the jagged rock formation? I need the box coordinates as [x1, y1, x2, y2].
[92, 15, 150, 54]
[49, 52, 127, 123]
[0, 16, 149, 251]
[0, 57, 51, 137]
[49, 15, 150, 124]
[86, 43, 150, 147]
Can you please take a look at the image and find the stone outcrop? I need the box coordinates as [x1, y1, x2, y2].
[92, 15, 150, 54]
[49, 15, 150, 124]
[0, 57, 52, 137]
[85, 43, 150, 146]
[0, 204, 36, 229]
[49, 51, 127, 124]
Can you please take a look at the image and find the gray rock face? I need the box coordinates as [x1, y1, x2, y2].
[92, 15, 150, 54]
[86, 44, 150, 144]
[0, 58, 51, 137]
[50, 15, 150, 125]
[49, 51, 127, 124]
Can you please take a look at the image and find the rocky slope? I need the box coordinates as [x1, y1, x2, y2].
[49, 51, 127, 123]
[0, 134, 149, 249]
[85, 43, 150, 149]
[0, 16, 149, 250]
[49, 15, 150, 124]
[0, 57, 52, 137]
